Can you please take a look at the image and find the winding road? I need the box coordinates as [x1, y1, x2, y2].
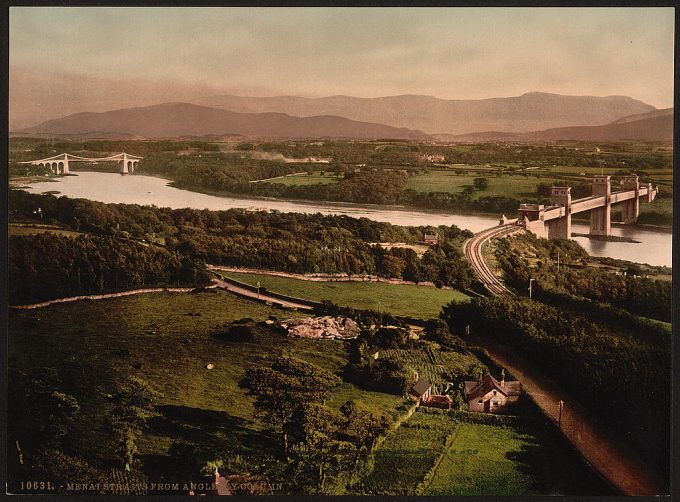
[463, 223, 668, 495]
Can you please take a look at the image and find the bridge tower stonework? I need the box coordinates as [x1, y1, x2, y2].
[547, 187, 572, 239]
[621, 175, 640, 223]
[61, 154, 70, 174]
[590, 175, 611, 236]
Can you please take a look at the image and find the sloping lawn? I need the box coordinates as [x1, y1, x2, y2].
[220, 271, 469, 319]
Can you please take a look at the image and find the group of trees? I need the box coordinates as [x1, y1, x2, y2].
[346, 319, 475, 398]
[7, 367, 154, 494]
[239, 356, 390, 493]
[10, 192, 477, 297]
[8, 233, 209, 304]
[441, 294, 670, 477]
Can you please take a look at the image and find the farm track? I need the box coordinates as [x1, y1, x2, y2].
[212, 276, 314, 311]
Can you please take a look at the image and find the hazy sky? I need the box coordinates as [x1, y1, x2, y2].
[9, 7, 675, 128]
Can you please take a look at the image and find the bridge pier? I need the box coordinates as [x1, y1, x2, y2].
[620, 175, 639, 223]
[120, 154, 138, 174]
[547, 187, 571, 239]
[590, 175, 611, 236]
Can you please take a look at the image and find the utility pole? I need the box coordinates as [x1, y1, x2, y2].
[558, 400, 564, 429]
[528, 278, 534, 299]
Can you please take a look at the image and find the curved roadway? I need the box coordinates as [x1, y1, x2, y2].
[462, 222, 668, 495]
[463, 222, 523, 296]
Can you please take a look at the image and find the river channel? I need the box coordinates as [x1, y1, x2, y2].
[18, 172, 672, 267]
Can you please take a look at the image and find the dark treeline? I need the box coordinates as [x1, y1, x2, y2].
[441, 296, 670, 479]
[494, 234, 672, 322]
[235, 139, 672, 170]
[8, 234, 209, 304]
[220, 169, 412, 205]
[10, 191, 476, 290]
[9, 138, 221, 162]
[143, 151, 306, 184]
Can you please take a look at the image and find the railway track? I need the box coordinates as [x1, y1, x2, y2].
[463, 223, 524, 296]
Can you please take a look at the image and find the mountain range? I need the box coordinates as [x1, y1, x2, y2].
[436, 108, 673, 143]
[17, 93, 672, 143]
[19, 102, 431, 141]
[190, 92, 656, 135]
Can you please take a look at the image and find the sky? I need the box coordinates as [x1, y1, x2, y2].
[9, 7, 675, 129]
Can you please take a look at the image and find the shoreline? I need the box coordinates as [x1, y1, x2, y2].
[166, 178, 675, 232]
[11, 171, 673, 233]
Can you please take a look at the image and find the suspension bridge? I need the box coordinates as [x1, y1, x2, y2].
[21, 152, 143, 175]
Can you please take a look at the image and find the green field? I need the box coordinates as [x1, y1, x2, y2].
[263, 171, 343, 186]
[9, 223, 84, 238]
[8, 290, 408, 476]
[218, 271, 470, 319]
[405, 171, 568, 200]
[422, 421, 610, 496]
[360, 412, 611, 496]
[357, 412, 455, 495]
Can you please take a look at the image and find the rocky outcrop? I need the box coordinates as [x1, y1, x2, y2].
[281, 316, 359, 340]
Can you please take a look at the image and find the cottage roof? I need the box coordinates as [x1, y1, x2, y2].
[463, 375, 521, 401]
[426, 394, 453, 404]
[410, 379, 432, 397]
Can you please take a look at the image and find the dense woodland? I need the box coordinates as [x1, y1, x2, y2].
[8, 234, 209, 304]
[494, 233, 672, 322]
[441, 295, 670, 479]
[9, 191, 477, 304]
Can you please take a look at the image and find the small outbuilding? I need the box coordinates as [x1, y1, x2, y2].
[423, 233, 439, 246]
[464, 370, 521, 413]
[409, 374, 432, 404]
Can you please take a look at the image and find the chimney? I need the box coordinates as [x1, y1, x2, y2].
[500, 369, 505, 388]
[214, 467, 220, 486]
[478, 369, 483, 383]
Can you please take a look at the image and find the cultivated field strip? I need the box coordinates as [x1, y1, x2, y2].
[463, 224, 524, 296]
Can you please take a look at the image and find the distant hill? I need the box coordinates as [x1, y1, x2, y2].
[437, 109, 673, 143]
[191, 92, 656, 135]
[19, 102, 433, 141]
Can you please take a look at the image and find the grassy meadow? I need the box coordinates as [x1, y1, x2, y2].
[218, 271, 470, 319]
[263, 171, 343, 186]
[359, 412, 611, 496]
[404, 171, 569, 199]
[8, 290, 408, 476]
[9, 223, 85, 238]
[357, 412, 455, 495]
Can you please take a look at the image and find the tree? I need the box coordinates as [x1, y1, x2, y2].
[8, 368, 80, 452]
[379, 254, 406, 278]
[473, 177, 489, 191]
[287, 403, 359, 494]
[105, 376, 160, 470]
[369, 357, 411, 395]
[239, 357, 340, 455]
